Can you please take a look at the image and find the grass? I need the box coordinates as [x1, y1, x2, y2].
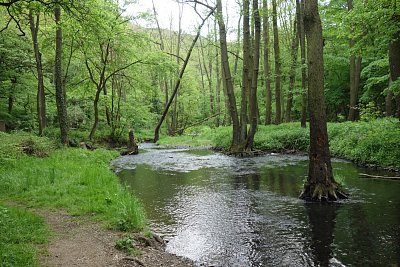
[158, 118, 400, 169]
[0, 205, 48, 267]
[0, 132, 146, 266]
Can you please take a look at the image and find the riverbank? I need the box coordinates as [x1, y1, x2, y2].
[157, 118, 400, 171]
[0, 132, 192, 266]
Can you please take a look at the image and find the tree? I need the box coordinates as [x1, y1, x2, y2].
[263, 0, 272, 125]
[299, 0, 347, 201]
[153, 5, 216, 142]
[272, 0, 282, 124]
[347, 0, 362, 121]
[298, 0, 307, 128]
[54, 1, 68, 145]
[28, 8, 46, 136]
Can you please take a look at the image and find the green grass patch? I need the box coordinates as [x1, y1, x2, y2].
[0, 205, 48, 267]
[0, 132, 147, 266]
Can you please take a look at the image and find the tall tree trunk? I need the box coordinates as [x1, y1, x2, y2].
[216, 0, 240, 148]
[240, 0, 251, 142]
[29, 10, 46, 136]
[347, 0, 362, 121]
[54, 3, 68, 145]
[285, 16, 299, 122]
[263, 0, 272, 125]
[272, 0, 282, 124]
[386, 78, 393, 117]
[246, 0, 261, 150]
[300, 0, 347, 201]
[214, 20, 222, 127]
[389, 32, 400, 120]
[154, 7, 215, 142]
[298, 0, 308, 128]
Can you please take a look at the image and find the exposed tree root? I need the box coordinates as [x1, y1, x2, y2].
[299, 182, 349, 202]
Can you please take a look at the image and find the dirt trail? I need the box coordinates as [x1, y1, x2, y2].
[37, 209, 193, 267]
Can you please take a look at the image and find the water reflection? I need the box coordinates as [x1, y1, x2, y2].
[113, 145, 400, 266]
[305, 203, 341, 266]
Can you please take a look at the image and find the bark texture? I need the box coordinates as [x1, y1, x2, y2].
[300, 0, 347, 201]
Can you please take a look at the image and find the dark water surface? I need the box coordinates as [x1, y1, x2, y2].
[112, 144, 400, 267]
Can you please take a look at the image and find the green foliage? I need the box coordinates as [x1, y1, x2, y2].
[0, 205, 48, 267]
[115, 235, 138, 255]
[0, 133, 146, 232]
[328, 119, 400, 167]
[359, 102, 382, 121]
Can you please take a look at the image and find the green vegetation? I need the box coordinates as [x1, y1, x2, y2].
[158, 118, 400, 169]
[115, 235, 139, 256]
[0, 132, 146, 266]
[0, 205, 48, 267]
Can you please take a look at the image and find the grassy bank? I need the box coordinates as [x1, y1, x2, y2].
[158, 118, 400, 169]
[0, 132, 146, 266]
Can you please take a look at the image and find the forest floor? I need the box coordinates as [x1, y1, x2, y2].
[36, 208, 193, 267]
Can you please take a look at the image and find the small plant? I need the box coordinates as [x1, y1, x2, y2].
[115, 235, 138, 255]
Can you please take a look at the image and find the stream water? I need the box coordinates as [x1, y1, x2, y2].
[112, 143, 400, 267]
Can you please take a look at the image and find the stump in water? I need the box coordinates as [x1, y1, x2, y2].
[122, 129, 138, 155]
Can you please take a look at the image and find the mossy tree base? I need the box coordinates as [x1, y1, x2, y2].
[299, 182, 349, 202]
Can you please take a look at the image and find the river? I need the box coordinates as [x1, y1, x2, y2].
[112, 143, 400, 266]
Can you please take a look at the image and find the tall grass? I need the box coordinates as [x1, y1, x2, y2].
[0, 132, 146, 266]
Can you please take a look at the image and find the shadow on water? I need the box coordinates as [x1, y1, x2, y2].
[113, 144, 400, 266]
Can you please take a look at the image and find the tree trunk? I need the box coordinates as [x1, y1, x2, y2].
[263, 0, 272, 125]
[54, 3, 68, 145]
[29, 10, 46, 136]
[386, 78, 393, 117]
[240, 0, 251, 142]
[298, 0, 307, 128]
[285, 16, 299, 123]
[272, 0, 282, 125]
[300, 0, 347, 201]
[246, 0, 261, 150]
[347, 0, 362, 121]
[216, 0, 240, 148]
[154, 8, 215, 142]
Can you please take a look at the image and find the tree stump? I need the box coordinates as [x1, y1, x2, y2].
[0, 121, 5, 132]
[124, 129, 138, 155]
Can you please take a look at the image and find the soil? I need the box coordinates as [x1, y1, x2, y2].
[36, 209, 194, 267]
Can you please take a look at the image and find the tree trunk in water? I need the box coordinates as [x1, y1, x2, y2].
[263, 0, 272, 125]
[54, 3, 68, 145]
[272, 0, 282, 125]
[246, 0, 261, 150]
[154, 8, 215, 142]
[298, 0, 307, 128]
[216, 0, 240, 148]
[300, 0, 347, 201]
[285, 16, 299, 123]
[29, 10, 46, 136]
[389, 33, 400, 120]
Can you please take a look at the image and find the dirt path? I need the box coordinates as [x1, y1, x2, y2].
[37, 209, 194, 267]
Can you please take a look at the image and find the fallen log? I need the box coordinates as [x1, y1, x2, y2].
[359, 173, 400, 180]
